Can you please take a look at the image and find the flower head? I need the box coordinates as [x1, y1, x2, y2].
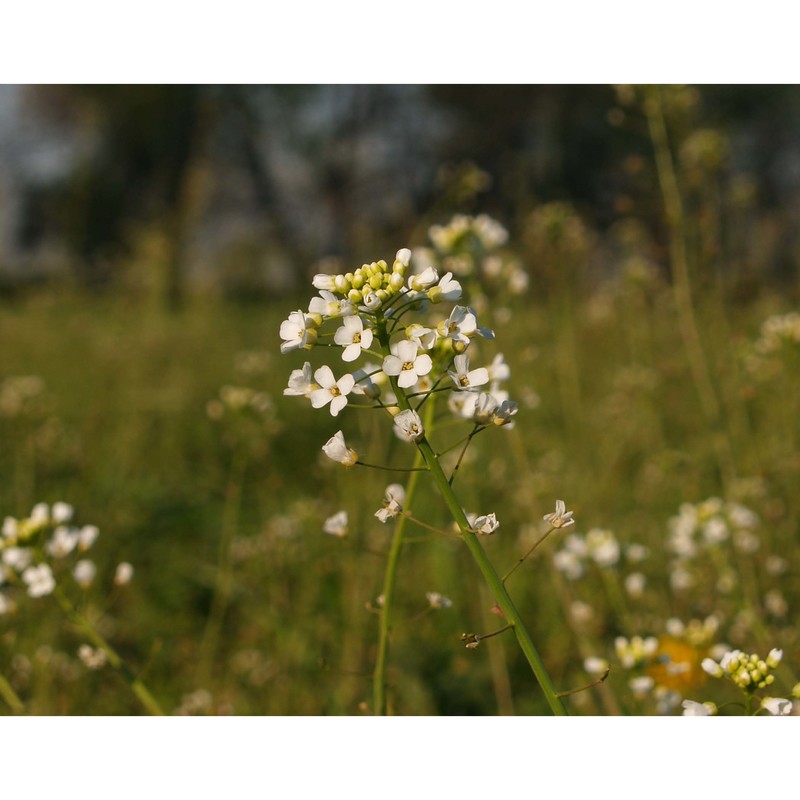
[284, 362, 317, 397]
[471, 513, 500, 535]
[382, 341, 433, 389]
[323, 511, 348, 538]
[394, 409, 425, 443]
[279, 310, 318, 354]
[375, 484, 405, 523]
[309, 366, 355, 417]
[334, 316, 374, 362]
[543, 500, 575, 529]
[448, 354, 489, 391]
[322, 431, 359, 467]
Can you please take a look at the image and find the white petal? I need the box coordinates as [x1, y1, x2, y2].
[314, 365, 336, 389]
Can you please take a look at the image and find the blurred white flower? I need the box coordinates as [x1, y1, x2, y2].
[78, 644, 107, 670]
[73, 559, 97, 588]
[78, 525, 99, 552]
[543, 500, 574, 529]
[114, 562, 134, 586]
[761, 697, 792, 716]
[425, 592, 453, 610]
[22, 564, 55, 597]
[682, 700, 717, 716]
[323, 511, 348, 538]
[51, 502, 74, 525]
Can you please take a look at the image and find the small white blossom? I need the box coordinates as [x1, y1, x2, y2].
[428, 271, 462, 303]
[701, 657, 724, 678]
[448, 354, 489, 391]
[437, 306, 478, 345]
[584, 657, 609, 675]
[2, 547, 32, 571]
[311, 274, 337, 292]
[78, 525, 99, 552]
[309, 366, 355, 417]
[375, 484, 405, 523]
[30, 503, 49, 526]
[333, 316, 374, 362]
[78, 644, 107, 670]
[22, 563, 55, 597]
[382, 340, 433, 390]
[408, 266, 439, 292]
[761, 697, 792, 716]
[393, 409, 425, 442]
[114, 562, 134, 586]
[405, 324, 437, 351]
[2, 516, 17, 539]
[487, 353, 511, 383]
[323, 511, 348, 538]
[472, 392, 499, 425]
[73, 559, 97, 588]
[283, 362, 317, 397]
[682, 700, 717, 716]
[492, 400, 518, 426]
[624, 572, 647, 598]
[629, 676, 654, 697]
[308, 290, 354, 319]
[322, 431, 359, 467]
[767, 648, 783, 668]
[471, 513, 500, 535]
[425, 592, 453, 609]
[543, 500, 575, 529]
[51, 502, 74, 525]
[279, 310, 318, 354]
[47, 526, 79, 558]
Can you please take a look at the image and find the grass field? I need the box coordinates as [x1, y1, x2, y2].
[2, 232, 798, 715]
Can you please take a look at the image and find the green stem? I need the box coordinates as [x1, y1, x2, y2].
[374, 310, 568, 715]
[372, 445, 425, 715]
[54, 587, 165, 715]
[0, 670, 25, 715]
[414, 436, 568, 715]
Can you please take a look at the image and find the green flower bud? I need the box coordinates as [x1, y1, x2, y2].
[348, 289, 363, 304]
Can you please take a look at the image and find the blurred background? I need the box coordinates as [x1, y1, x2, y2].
[2, 85, 800, 715]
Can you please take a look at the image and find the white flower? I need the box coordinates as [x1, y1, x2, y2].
[405, 324, 437, 351]
[382, 340, 433, 389]
[426, 592, 453, 609]
[408, 266, 439, 292]
[2, 516, 17, 539]
[333, 316, 374, 362]
[283, 362, 317, 397]
[761, 697, 792, 716]
[487, 353, 511, 383]
[395, 248, 412, 267]
[309, 366, 355, 416]
[279, 310, 318, 354]
[682, 700, 717, 716]
[323, 511, 348, 538]
[624, 572, 646, 598]
[30, 503, 49, 526]
[51, 502, 74, 525]
[78, 525, 99, 552]
[360, 288, 382, 310]
[471, 513, 499, 535]
[701, 657, 724, 678]
[375, 484, 405, 523]
[767, 648, 783, 668]
[629, 676, 654, 697]
[22, 563, 55, 597]
[428, 271, 462, 303]
[448, 354, 489, 390]
[47, 526, 79, 558]
[321, 431, 359, 467]
[472, 392, 499, 425]
[312, 274, 337, 292]
[394, 409, 425, 442]
[2, 547, 32, 571]
[584, 657, 609, 675]
[543, 500, 575, 529]
[78, 644, 107, 670]
[492, 400, 518, 426]
[73, 559, 96, 588]
[308, 290, 353, 318]
[437, 306, 478, 345]
[114, 562, 134, 586]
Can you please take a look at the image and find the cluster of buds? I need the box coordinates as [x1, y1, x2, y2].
[701, 648, 783, 692]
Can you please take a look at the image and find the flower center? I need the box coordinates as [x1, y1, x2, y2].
[402, 361, 414, 371]
[330, 387, 341, 397]
[458, 375, 469, 387]
[353, 332, 361, 344]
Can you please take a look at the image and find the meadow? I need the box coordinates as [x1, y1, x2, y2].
[2, 87, 800, 717]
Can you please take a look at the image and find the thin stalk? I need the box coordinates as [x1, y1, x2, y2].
[414, 436, 568, 715]
[502, 526, 557, 584]
[374, 310, 567, 715]
[372, 444, 426, 715]
[53, 587, 164, 715]
[0, 670, 25, 714]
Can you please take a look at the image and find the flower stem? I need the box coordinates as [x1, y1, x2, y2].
[53, 586, 165, 716]
[0, 670, 25, 714]
[372, 446, 425, 715]
[413, 436, 568, 715]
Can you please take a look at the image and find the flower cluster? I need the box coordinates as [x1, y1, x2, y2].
[280, 248, 518, 465]
[701, 647, 783, 692]
[744, 311, 800, 379]
[0, 502, 119, 612]
[668, 497, 760, 592]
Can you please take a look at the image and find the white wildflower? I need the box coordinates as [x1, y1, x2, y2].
[22, 564, 55, 598]
[321, 431, 359, 467]
[309, 366, 355, 417]
[393, 409, 425, 442]
[114, 562, 134, 586]
[73, 559, 96, 588]
[283, 362, 317, 397]
[382, 340, 433, 389]
[761, 697, 792, 716]
[426, 592, 453, 610]
[375, 484, 405, 523]
[333, 316, 374, 362]
[279, 310, 318, 354]
[682, 700, 717, 716]
[323, 511, 348, 538]
[448, 353, 489, 391]
[471, 513, 499, 535]
[543, 500, 575, 529]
